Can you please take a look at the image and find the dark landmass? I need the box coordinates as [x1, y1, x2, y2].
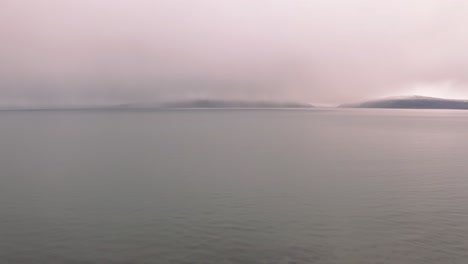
[160, 99, 314, 108]
[340, 96, 468, 110]
[0, 100, 314, 110]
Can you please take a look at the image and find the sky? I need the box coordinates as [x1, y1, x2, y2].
[1, 0, 468, 106]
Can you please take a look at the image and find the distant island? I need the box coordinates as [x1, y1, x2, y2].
[8, 96, 468, 111]
[340, 96, 468, 110]
[0, 100, 314, 110]
[160, 99, 314, 109]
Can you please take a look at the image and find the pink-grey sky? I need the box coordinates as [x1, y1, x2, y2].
[1, 0, 468, 106]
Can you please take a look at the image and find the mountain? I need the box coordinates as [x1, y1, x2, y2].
[160, 99, 314, 108]
[0, 100, 314, 110]
[340, 96, 468, 110]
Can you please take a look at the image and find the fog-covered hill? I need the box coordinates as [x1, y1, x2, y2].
[160, 100, 314, 108]
[340, 96, 468, 110]
[0, 100, 314, 110]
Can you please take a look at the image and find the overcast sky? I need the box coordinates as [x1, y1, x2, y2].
[1, 0, 468, 105]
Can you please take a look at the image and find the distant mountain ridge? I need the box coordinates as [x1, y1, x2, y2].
[5, 96, 468, 110]
[0, 100, 314, 110]
[340, 95, 468, 110]
[160, 99, 314, 108]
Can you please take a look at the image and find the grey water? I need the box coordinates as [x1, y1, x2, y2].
[2, 109, 468, 264]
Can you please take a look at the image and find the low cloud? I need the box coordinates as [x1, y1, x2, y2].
[1, 0, 467, 105]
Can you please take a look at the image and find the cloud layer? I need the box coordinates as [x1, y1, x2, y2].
[1, 0, 468, 105]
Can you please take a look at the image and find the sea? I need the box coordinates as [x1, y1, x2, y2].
[1, 108, 468, 264]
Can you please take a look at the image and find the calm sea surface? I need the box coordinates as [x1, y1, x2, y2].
[1, 109, 468, 264]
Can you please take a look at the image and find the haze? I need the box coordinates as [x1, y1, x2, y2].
[1, 0, 468, 107]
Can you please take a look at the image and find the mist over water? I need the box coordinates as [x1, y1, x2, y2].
[2, 109, 468, 263]
[2, 1, 468, 263]
[1, 0, 468, 105]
